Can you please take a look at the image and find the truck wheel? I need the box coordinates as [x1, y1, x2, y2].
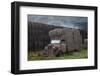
[56, 51, 63, 57]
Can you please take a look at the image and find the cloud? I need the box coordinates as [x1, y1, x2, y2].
[28, 15, 87, 30]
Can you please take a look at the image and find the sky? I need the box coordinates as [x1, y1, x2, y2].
[28, 15, 88, 31]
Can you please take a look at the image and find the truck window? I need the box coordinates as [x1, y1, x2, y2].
[51, 40, 61, 44]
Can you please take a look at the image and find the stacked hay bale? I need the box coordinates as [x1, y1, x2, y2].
[49, 28, 65, 40]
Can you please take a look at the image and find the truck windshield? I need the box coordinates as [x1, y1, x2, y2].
[51, 40, 60, 44]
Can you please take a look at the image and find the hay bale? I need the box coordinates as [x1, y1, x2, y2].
[49, 28, 65, 40]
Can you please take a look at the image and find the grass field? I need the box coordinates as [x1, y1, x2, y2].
[28, 48, 88, 61]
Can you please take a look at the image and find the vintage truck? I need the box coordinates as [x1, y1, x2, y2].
[42, 28, 82, 57]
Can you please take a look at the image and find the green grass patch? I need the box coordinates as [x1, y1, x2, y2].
[28, 49, 88, 61]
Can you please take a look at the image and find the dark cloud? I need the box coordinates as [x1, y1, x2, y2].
[28, 15, 87, 30]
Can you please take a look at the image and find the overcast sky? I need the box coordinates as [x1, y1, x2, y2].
[28, 15, 88, 31]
